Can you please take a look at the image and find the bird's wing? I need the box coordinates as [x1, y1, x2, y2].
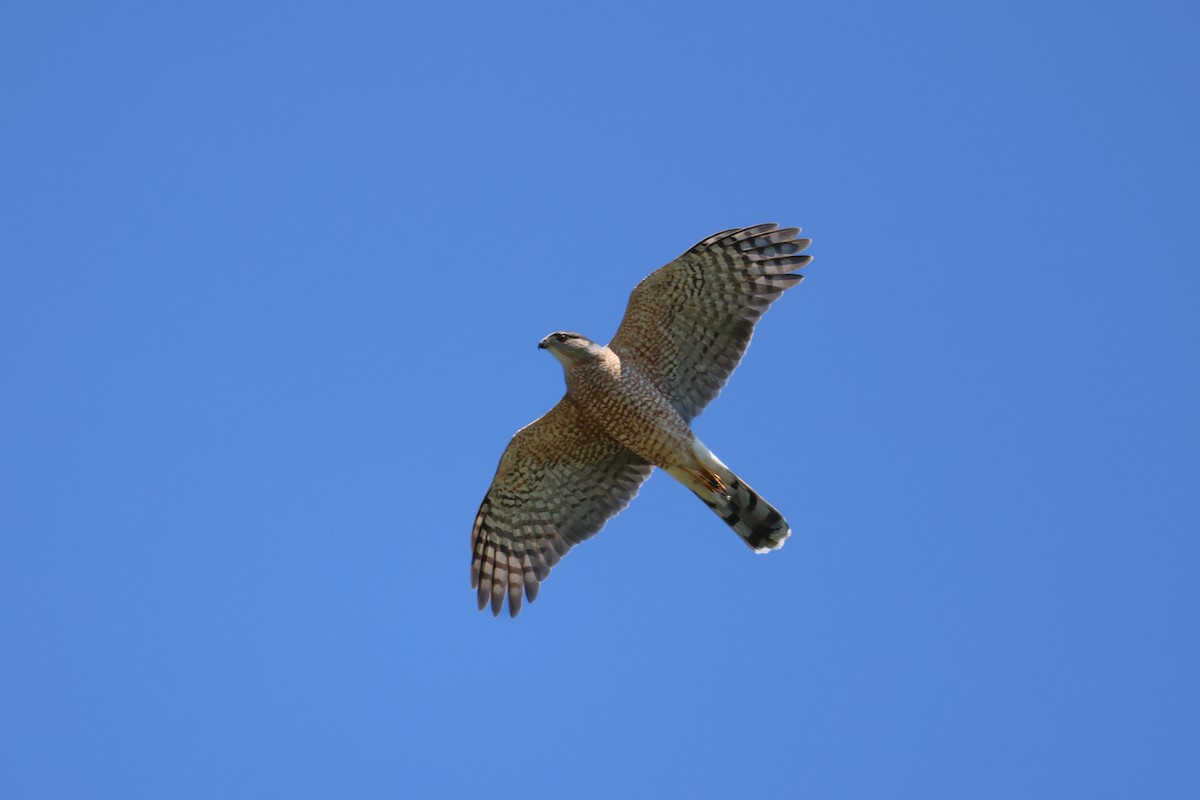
[471, 396, 653, 617]
[608, 224, 811, 421]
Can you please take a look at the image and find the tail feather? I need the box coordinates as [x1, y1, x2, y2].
[667, 440, 792, 552]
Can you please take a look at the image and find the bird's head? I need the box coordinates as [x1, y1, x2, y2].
[538, 331, 602, 367]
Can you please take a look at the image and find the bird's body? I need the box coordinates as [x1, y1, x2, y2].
[556, 344, 693, 471]
[472, 224, 813, 616]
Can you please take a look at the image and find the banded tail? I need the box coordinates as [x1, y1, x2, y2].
[666, 440, 791, 552]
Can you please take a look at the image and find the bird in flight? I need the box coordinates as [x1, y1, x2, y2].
[472, 224, 813, 616]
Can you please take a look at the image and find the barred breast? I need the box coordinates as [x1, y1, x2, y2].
[564, 348, 696, 471]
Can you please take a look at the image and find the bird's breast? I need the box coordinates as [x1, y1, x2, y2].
[566, 359, 693, 469]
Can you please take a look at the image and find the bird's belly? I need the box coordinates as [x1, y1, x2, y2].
[569, 366, 694, 469]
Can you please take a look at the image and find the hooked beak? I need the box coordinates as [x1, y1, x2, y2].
[537, 338, 549, 350]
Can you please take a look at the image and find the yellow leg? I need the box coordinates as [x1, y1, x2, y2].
[686, 466, 726, 495]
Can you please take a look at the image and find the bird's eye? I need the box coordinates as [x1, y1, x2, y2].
[555, 333, 568, 342]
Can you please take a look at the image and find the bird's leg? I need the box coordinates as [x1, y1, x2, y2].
[686, 466, 727, 496]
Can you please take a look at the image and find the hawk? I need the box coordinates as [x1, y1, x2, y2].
[471, 224, 813, 616]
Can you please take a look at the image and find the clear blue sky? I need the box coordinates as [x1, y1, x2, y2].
[2, 1, 1198, 797]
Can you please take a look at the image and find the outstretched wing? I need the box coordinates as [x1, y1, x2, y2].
[608, 224, 812, 421]
[471, 396, 653, 617]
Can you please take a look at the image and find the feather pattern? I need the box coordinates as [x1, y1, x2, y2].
[608, 224, 811, 421]
[471, 397, 652, 617]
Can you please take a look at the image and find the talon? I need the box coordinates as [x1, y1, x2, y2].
[689, 468, 725, 495]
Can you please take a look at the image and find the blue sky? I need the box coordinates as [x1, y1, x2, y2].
[2, 1, 1198, 797]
